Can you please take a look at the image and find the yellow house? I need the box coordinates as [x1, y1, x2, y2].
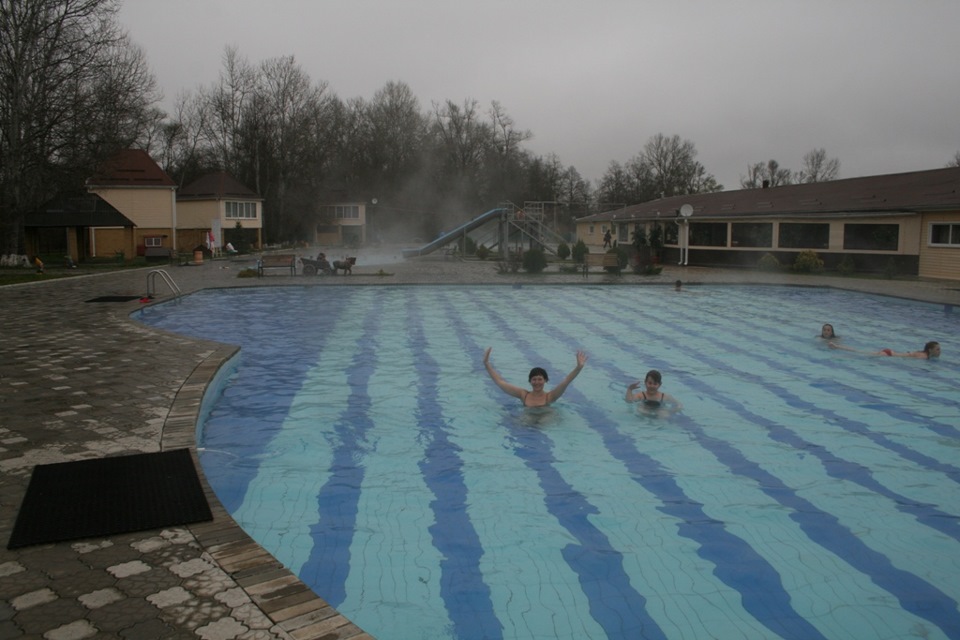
[85, 149, 178, 260]
[314, 202, 367, 246]
[177, 172, 263, 252]
[576, 166, 960, 281]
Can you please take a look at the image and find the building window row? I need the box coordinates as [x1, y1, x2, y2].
[630, 221, 906, 251]
[226, 201, 257, 219]
[325, 205, 360, 220]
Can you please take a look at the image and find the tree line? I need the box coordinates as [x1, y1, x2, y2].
[2, 0, 859, 256]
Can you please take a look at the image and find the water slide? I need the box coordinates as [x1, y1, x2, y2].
[401, 207, 506, 258]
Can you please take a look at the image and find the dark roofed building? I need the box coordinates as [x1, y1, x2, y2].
[577, 166, 960, 280]
[24, 194, 134, 263]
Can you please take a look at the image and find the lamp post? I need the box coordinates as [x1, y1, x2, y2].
[677, 204, 693, 265]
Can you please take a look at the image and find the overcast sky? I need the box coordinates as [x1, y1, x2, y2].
[119, 0, 960, 191]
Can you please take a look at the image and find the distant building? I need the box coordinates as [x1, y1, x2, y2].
[576, 166, 960, 280]
[313, 201, 367, 246]
[178, 172, 263, 251]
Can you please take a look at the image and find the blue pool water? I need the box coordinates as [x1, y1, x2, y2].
[138, 285, 960, 640]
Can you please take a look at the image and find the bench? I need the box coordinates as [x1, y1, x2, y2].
[144, 247, 173, 262]
[257, 254, 297, 277]
[583, 252, 622, 276]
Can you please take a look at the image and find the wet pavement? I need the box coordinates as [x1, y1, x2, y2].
[1, 249, 958, 639]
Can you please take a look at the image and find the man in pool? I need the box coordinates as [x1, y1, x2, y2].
[483, 347, 587, 407]
[626, 369, 682, 416]
[829, 340, 940, 359]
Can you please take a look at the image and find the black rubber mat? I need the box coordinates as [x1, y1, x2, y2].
[85, 295, 141, 302]
[7, 449, 212, 549]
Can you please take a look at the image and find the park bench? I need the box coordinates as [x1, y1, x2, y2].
[144, 247, 173, 262]
[582, 252, 622, 276]
[257, 254, 297, 277]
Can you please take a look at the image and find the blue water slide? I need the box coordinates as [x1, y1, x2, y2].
[402, 208, 506, 258]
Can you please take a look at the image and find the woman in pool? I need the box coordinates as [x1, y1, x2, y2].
[818, 323, 839, 340]
[626, 369, 682, 415]
[829, 340, 940, 359]
[483, 347, 587, 407]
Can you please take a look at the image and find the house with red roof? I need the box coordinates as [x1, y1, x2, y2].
[85, 149, 178, 260]
[576, 166, 960, 280]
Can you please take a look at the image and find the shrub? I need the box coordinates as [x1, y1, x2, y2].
[606, 247, 628, 272]
[559, 263, 581, 274]
[475, 244, 490, 260]
[556, 241, 570, 261]
[571, 239, 588, 264]
[837, 254, 856, 276]
[757, 253, 781, 272]
[465, 236, 477, 255]
[237, 268, 258, 278]
[792, 250, 824, 273]
[633, 264, 663, 275]
[522, 248, 548, 273]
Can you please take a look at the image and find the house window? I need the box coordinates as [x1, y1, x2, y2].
[778, 223, 829, 249]
[325, 205, 360, 219]
[225, 201, 257, 219]
[689, 222, 727, 247]
[144, 236, 163, 247]
[731, 222, 773, 248]
[929, 223, 960, 247]
[843, 224, 899, 251]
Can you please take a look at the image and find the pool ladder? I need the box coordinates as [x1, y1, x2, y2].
[146, 269, 182, 299]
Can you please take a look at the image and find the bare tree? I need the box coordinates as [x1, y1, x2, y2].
[740, 163, 765, 189]
[0, 0, 157, 254]
[796, 148, 840, 183]
[948, 151, 960, 168]
[202, 46, 256, 176]
[253, 55, 331, 241]
[740, 159, 792, 188]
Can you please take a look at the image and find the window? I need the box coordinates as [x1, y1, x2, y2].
[144, 236, 162, 247]
[929, 223, 960, 247]
[731, 223, 773, 248]
[689, 222, 727, 247]
[778, 223, 829, 249]
[226, 201, 257, 219]
[843, 224, 899, 251]
[663, 224, 678, 245]
[325, 205, 359, 219]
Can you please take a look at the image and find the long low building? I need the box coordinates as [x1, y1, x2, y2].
[576, 166, 960, 281]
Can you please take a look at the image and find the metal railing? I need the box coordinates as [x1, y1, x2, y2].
[146, 269, 182, 299]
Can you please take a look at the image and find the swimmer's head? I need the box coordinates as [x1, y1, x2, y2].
[528, 367, 548, 383]
[820, 324, 836, 338]
[645, 369, 662, 385]
[924, 341, 941, 358]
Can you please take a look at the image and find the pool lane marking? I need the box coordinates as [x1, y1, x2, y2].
[561, 292, 960, 636]
[403, 292, 504, 640]
[299, 290, 386, 607]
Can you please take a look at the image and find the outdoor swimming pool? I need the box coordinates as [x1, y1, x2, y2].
[139, 284, 960, 640]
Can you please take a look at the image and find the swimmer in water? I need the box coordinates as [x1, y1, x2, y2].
[626, 369, 682, 415]
[818, 323, 838, 340]
[483, 347, 587, 407]
[829, 340, 940, 359]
